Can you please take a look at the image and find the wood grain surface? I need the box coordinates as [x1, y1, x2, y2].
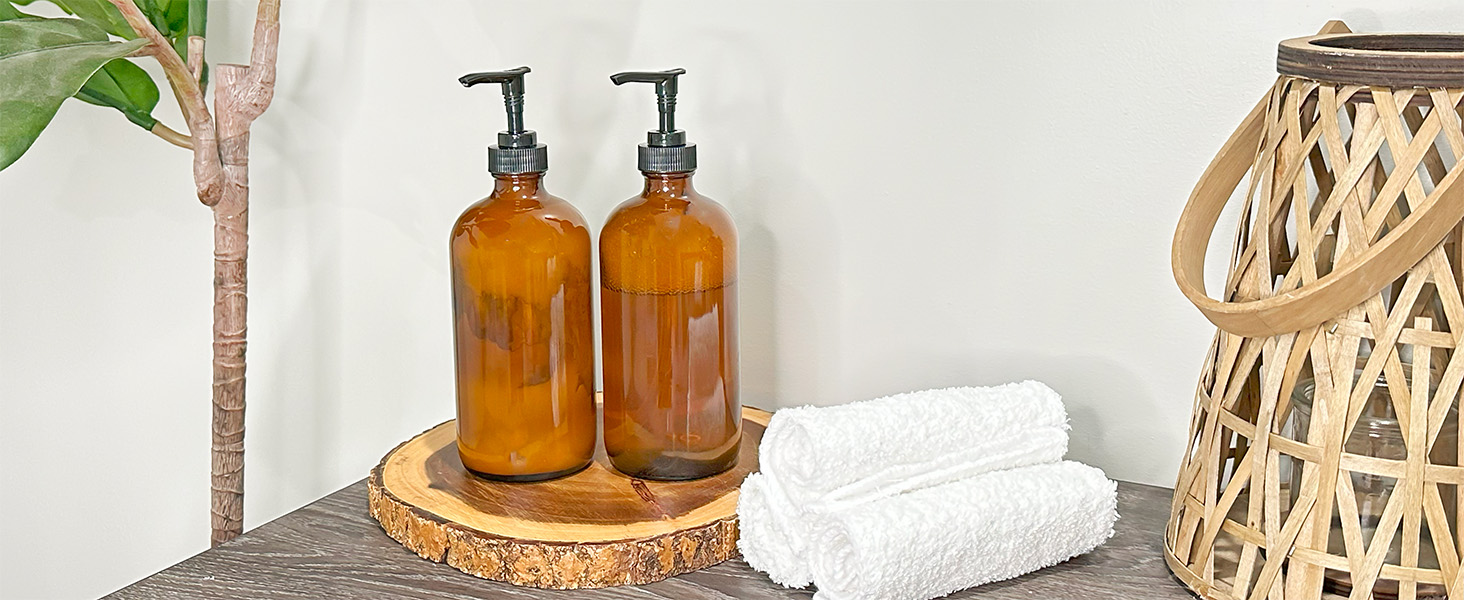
[368, 408, 771, 588]
[1277, 32, 1464, 88]
[105, 479, 1193, 599]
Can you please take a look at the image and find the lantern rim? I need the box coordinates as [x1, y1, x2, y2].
[1277, 33, 1464, 88]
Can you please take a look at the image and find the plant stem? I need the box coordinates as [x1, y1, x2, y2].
[106, 0, 223, 207]
[187, 36, 204, 83]
[206, 0, 281, 547]
[243, 0, 280, 108]
[210, 66, 250, 546]
[111, 0, 281, 547]
[150, 122, 193, 149]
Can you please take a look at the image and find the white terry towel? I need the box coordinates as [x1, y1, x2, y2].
[759, 381, 1069, 508]
[740, 381, 1070, 587]
[738, 472, 813, 586]
[807, 461, 1117, 600]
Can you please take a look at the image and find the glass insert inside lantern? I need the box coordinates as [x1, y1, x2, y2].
[1287, 356, 1454, 600]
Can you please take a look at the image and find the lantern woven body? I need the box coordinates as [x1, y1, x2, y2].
[1166, 24, 1464, 600]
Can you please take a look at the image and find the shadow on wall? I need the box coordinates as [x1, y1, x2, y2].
[526, 4, 642, 202]
[246, 0, 368, 523]
[1004, 353, 1179, 486]
[697, 27, 846, 411]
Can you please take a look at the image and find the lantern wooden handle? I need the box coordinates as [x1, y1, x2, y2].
[1171, 21, 1464, 338]
[1172, 101, 1464, 338]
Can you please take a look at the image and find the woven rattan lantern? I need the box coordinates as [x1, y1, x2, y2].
[1166, 21, 1464, 600]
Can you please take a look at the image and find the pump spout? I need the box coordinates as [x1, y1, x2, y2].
[461, 67, 533, 147]
[461, 66, 547, 174]
[611, 68, 687, 147]
[611, 68, 696, 173]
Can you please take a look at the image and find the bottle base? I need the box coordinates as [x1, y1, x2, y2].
[610, 451, 739, 481]
[463, 460, 591, 483]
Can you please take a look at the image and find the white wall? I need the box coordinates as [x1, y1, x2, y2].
[2, 1, 1460, 597]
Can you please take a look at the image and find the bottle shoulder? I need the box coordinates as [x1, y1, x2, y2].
[602, 191, 736, 238]
[454, 192, 590, 237]
[600, 189, 736, 292]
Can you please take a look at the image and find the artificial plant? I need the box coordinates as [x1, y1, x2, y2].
[0, 0, 280, 545]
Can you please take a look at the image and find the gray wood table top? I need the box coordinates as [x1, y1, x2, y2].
[105, 479, 1196, 599]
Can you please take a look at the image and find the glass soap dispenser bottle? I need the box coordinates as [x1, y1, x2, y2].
[450, 67, 595, 481]
[601, 68, 741, 480]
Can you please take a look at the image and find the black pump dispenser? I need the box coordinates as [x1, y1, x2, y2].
[611, 68, 696, 173]
[460, 66, 548, 174]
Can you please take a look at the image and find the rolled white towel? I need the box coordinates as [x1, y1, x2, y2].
[739, 381, 1070, 586]
[739, 467, 821, 587]
[736, 473, 815, 587]
[759, 381, 1069, 509]
[807, 461, 1118, 600]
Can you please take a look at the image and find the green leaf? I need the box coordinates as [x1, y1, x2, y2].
[163, 0, 201, 64]
[75, 57, 158, 128]
[17, 0, 137, 39]
[158, 0, 203, 65]
[0, 18, 148, 170]
[0, 17, 162, 130]
[185, 0, 202, 38]
[135, 0, 167, 35]
[0, 3, 31, 20]
[168, 0, 206, 88]
[163, 0, 187, 34]
[0, 16, 108, 53]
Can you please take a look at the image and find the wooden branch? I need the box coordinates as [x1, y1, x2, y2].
[107, 0, 223, 207]
[106, 0, 204, 120]
[204, 0, 280, 546]
[208, 64, 252, 547]
[150, 122, 193, 149]
[108, 0, 282, 548]
[187, 36, 204, 83]
[243, 0, 279, 117]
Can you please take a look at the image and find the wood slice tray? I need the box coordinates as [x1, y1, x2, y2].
[368, 406, 770, 589]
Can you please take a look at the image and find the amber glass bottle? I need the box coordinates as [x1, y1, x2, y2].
[602, 69, 740, 480]
[451, 68, 595, 481]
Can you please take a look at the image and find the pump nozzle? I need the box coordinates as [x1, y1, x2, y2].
[461, 66, 536, 149]
[460, 67, 548, 174]
[611, 68, 685, 146]
[611, 68, 696, 172]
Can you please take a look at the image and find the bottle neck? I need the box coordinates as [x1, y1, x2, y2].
[641, 171, 695, 198]
[491, 172, 545, 198]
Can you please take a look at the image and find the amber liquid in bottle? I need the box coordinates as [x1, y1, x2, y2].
[450, 173, 596, 481]
[601, 172, 740, 480]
